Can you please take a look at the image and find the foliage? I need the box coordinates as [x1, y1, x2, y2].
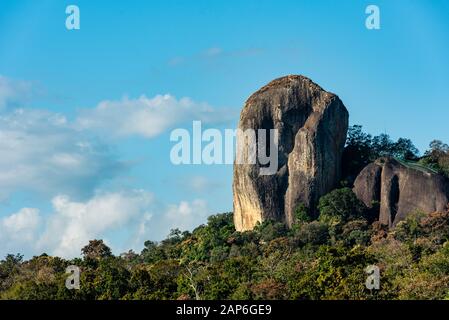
[342, 125, 420, 180]
[81, 240, 112, 260]
[318, 187, 367, 223]
[294, 203, 311, 223]
[2, 198, 449, 300]
[419, 140, 449, 177]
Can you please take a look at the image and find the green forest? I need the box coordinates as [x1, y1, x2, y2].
[1, 126, 449, 300]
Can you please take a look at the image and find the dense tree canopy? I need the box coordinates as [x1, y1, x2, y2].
[342, 125, 420, 180]
[2, 196, 449, 300]
[420, 140, 449, 177]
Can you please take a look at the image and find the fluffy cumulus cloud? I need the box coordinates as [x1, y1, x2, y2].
[0, 192, 210, 258]
[0, 109, 126, 201]
[76, 94, 237, 138]
[0, 76, 218, 258]
[0, 92, 234, 200]
[0, 208, 41, 254]
[37, 190, 154, 257]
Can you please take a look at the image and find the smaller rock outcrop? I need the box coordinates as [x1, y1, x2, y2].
[353, 157, 449, 227]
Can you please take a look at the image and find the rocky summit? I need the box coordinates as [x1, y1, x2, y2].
[353, 157, 449, 227]
[233, 75, 349, 231]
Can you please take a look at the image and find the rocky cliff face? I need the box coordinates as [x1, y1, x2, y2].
[233, 75, 349, 231]
[353, 157, 449, 227]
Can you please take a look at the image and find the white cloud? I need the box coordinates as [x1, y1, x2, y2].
[129, 198, 209, 255]
[164, 199, 209, 230]
[0, 75, 34, 110]
[76, 94, 236, 139]
[37, 190, 154, 258]
[1, 208, 41, 240]
[1, 208, 40, 233]
[0, 191, 210, 258]
[0, 108, 126, 201]
[0, 208, 41, 255]
[0, 92, 234, 201]
[0, 77, 234, 202]
[0, 75, 219, 258]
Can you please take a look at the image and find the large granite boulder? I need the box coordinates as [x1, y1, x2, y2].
[353, 157, 449, 227]
[233, 75, 349, 231]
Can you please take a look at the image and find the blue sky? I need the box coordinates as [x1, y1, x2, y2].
[0, 0, 448, 258]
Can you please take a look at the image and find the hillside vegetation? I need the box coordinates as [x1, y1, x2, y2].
[1, 200, 449, 300]
[1, 126, 449, 300]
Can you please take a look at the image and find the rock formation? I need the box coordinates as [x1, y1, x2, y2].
[353, 157, 449, 227]
[233, 75, 349, 231]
